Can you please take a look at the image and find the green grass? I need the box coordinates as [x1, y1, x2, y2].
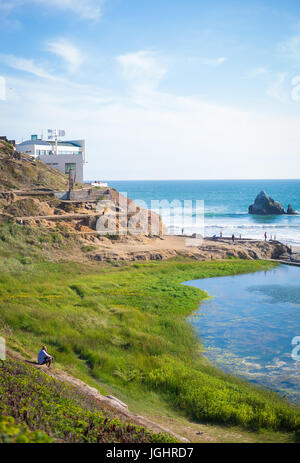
[0, 359, 173, 443]
[1, 223, 300, 441]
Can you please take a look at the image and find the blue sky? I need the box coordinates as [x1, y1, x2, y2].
[1, 0, 300, 179]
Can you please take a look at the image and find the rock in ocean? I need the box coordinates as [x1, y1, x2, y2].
[287, 204, 298, 215]
[248, 191, 285, 215]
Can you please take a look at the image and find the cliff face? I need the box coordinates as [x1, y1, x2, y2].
[0, 141, 68, 191]
[0, 142, 293, 265]
[0, 141, 163, 240]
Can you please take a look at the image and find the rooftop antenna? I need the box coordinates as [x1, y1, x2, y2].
[47, 129, 66, 155]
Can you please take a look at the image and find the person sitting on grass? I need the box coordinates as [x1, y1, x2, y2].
[38, 346, 54, 368]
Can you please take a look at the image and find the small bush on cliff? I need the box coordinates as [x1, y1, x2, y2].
[82, 245, 97, 253]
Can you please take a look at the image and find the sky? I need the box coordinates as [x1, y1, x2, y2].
[1, 0, 300, 179]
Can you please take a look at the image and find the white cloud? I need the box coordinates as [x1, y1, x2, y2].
[45, 39, 83, 72]
[266, 72, 288, 102]
[3, 69, 300, 180]
[1, 47, 300, 180]
[0, 54, 60, 81]
[197, 57, 228, 66]
[36, 0, 104, 20]
[0, 0, 104, 20]
[247, 67, 268, 78]
[278, 35, 300, 61]
[116, 51, 167, 91]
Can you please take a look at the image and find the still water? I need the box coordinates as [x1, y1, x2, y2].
[184, 265, 300, 402]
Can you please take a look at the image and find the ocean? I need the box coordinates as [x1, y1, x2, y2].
[104, 179, 300, 245]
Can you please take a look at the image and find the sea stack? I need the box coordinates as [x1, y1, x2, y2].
[286, 204, 298, 215]
[248, 191, 285, 215]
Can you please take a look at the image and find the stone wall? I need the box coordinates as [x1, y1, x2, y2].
[68, 189, 110, 201]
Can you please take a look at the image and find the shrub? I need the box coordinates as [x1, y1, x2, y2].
[0, 360, 175, 443]
[0, 416, 52, 443]
[82, 245, 96, 253]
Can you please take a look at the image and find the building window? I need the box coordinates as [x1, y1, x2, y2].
[57, 151, 79, 155]
[65, 163, 77, 176]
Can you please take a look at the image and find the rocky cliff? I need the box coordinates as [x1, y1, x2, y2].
[0, 140, 69, 191]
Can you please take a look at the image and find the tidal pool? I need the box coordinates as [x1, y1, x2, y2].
[184, 265, 300, 402]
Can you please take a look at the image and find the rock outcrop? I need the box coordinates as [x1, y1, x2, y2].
[287, 204, 298, 215]
[249, 191, 285, 215]
[85, 236, 290, 263]
[248, 191, 298, 216]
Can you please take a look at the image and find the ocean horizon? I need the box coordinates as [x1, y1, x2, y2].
[93, 179, 300, 246]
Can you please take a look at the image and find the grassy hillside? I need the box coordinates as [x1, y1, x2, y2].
[0, 415, 51, 443]
[0, 359, 173, 443]
[0, 140, 68, 191]
[1, 223, 300, 443]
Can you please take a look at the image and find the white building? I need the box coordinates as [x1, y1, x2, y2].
[16, 135, 85, 183]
